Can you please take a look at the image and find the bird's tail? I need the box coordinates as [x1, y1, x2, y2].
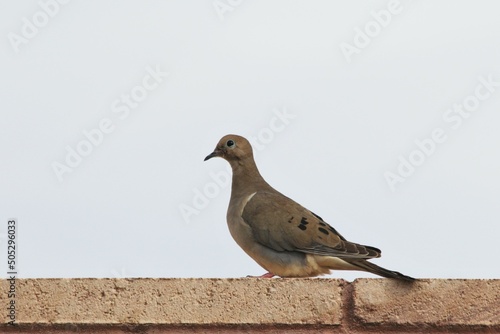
[348, 259, 415, 282]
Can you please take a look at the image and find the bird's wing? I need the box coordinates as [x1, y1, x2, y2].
[241, 191, 381, 259]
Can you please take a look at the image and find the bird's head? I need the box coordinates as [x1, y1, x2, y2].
[204, 134, 254, 164]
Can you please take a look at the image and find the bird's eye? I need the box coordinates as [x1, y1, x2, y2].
[226, 140, 235, 148]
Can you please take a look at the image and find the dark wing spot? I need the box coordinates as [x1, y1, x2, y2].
[318, 227, 329, 235]
[319, 222, 327, 227]
[298, 217, 310, 230]
[311, 211, 324, 221]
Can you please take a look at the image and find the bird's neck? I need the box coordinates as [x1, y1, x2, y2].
[229, 158, 272, 197]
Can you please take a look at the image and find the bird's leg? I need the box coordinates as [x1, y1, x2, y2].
[259, 272, 275, 278]
[246, 272, 275, 278]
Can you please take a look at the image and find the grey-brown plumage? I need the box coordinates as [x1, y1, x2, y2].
[204, 134, 414, 281]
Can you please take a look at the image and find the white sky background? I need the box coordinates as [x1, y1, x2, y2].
[1, 0, 499, 281]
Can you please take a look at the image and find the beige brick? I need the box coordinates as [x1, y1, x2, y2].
[1, 278, 343, 326]
[352, 278, 500, 327]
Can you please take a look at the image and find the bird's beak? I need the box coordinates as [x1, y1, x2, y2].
[204, 150, 220, 161]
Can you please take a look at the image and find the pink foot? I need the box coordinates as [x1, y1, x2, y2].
[246, 272, 275, 278]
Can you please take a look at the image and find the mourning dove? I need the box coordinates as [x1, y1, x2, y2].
[204, 134, 415, 281]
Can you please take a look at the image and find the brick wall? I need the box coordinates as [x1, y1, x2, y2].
[1, 278, 499, 333]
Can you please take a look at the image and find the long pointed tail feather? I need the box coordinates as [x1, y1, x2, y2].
[349, 259, 415, 282]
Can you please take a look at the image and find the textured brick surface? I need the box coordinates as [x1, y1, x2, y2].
[352, 278, 500, 327]
[0, 278, 343, 326]
[1, 278, 500, 333]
